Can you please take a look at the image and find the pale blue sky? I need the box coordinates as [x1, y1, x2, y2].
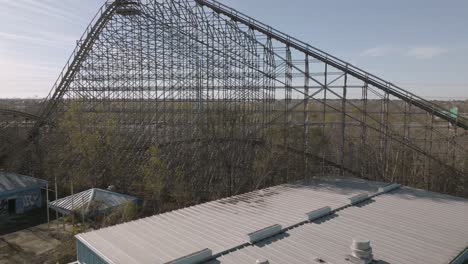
[0, 0, 467, 99]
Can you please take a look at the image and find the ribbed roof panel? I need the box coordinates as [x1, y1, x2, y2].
[0, 172, 47, 198]
[76, 176, 386, 264]
[213, 187, 468, 264]
[49, 188, 137, 215]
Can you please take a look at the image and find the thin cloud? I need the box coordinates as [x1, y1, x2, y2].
[406, 46, 448, 59]
[0, 31, 75, 49]
[2, 0, 88, 25]
[0, 53, 59, 98]
[361, 45, 449, 59]
[0, 50, 61, 77]
[360, 46, 400, 57]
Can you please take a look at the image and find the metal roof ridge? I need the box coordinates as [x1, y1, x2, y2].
[85, 188, 98, 213]
[92, 187, 138, 200]
[0, 171, 48, 185]
[49, 188, 92, 205]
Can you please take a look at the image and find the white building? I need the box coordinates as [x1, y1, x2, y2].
[75, 176, 468, 264]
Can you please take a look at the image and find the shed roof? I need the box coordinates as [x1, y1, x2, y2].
[75, 177, 468, 264]
[49, 188, 137, 215]
[0, 172, 47, 199]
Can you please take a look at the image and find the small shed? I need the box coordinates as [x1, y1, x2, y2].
[49, 188, 137, 218]
[0, 172, 48, 215]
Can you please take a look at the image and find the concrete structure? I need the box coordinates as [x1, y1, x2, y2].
[0, 172, 47, 215]
[49, 188, 137, 218]
[0, 221, 68, 263]
[75, 176, 468, 264]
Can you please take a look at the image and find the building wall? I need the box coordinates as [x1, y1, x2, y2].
[77, 240, 109, 264]
[451, 248, 468, 264]
[0, 188, 42, 214]
[0, 199, 7, 215]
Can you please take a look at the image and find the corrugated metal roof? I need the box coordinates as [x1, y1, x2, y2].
[75, 177, 468, 264]
[49, 188, 137, 215]
[75, 177, 387, 264]
[211, 187, 468, 264]
[0, 172, 47, 198]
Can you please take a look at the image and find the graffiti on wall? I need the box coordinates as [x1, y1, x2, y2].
[0, 199, 7, 215]
[23, 193, 40, 209]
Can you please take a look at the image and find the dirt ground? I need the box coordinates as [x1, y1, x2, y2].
[0, 221, 74, 264]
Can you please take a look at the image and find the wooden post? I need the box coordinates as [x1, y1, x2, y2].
[55, 176, 59, 230]
[71, 180, 75, 231]
[46, 183, 50, 230]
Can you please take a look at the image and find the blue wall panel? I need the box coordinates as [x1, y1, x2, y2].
[0, 188, 43, 214]
[17, 188, 42, 213]
[77, 240, 109, 264]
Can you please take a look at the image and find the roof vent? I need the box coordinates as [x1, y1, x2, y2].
[247, 224, 282, 243]
[306, 206, 331, 221]
[378, 183, 401, 193]
[256, 259, 269, 264]
[164, 248, 212, 264]
[346, 239, 373, 264]
[349, 193, 369, 205]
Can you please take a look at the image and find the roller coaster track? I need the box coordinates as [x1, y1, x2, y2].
[0, 109, 39, 120]
[196, 0, 468, 130]
[19, 0, 465, 184]
[31, 1, 122, 136]
[34, 0, 468, 132]
[192, 0, 466, 178]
